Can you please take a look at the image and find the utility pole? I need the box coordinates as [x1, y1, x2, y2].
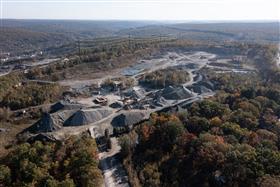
[77, 40, 81, 58]
[128, 34, 131, 48]
[179, 32, 183, 40]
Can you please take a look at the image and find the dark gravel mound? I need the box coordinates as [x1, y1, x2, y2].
[23, 110, 76, 134]
[64, 109, 112, 126]
[161, 86, 193, 100]
[50, 101, 84, 113]
[111, 112, 146, 129]
[190, 85, 212, 94]
[109, 101, 123, 109]
[24, 113, 62, 133]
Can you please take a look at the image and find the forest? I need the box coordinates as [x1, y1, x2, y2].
[0, 134, 103, 187]
[139, 68, 190, 88]
[0, 73, 64, 111]
[1, 20, 278, 55]
[119, 44, 280, 187]
[0, 35, 279, 187]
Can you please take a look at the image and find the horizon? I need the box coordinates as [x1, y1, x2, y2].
[1, 0, 279, 21]
[2, 18, 280, 23]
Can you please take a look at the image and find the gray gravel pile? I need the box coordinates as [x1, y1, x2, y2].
[50, 100, 85, 113]
[111, 112, 146, 129]
[124, 88, 146, 100]
[64, 109, 112, 126]
[25, 113, 63, 133]
[199, 81, 215, 90]
[190, 85, 212, 94]
[27, 133, 57, 143]
[24, 110, 76, 133]
[154, 96, 168, 107]
[161, 85, 193, 100]
[109, 101, 123, 109]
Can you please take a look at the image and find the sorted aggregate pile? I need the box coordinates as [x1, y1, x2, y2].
[24, 113, 63, 133]
[199, 81, 215, 90]
[50, 100, 85, 113]
[189, 85, 212, 94]
[109, 101, 123, 109]
[123, 87, 146, 100]
[111, 112, 146, 129]
[24, 108, 113, 134]
[64, 109, 112, 126]
[161, 85, 193, 100]
[154, 96, 168, 107]
[24, 110, 76, 133]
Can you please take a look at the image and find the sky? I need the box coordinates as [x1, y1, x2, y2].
[1, 0, 280, 21]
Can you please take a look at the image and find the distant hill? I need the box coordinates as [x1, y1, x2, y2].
[1, 20, 279, 55]
[118, 22, 280, 43]
[2, 19, 157, 38]
[0, 27, 71, 55]
[0, 19, 158, 55]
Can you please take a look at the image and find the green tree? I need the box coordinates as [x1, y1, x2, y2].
[0, 165, 11, 186]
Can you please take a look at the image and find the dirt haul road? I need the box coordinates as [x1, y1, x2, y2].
[98, 137, 130, 187]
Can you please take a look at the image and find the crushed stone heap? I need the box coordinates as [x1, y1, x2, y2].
[161, 85, 194, 100]
[24, 108, 113, 134]
[111, 112, 147, 130]
[24, 113, 64, 133]
[50, 100, 85, 113]
[64, 109, 112, 126]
